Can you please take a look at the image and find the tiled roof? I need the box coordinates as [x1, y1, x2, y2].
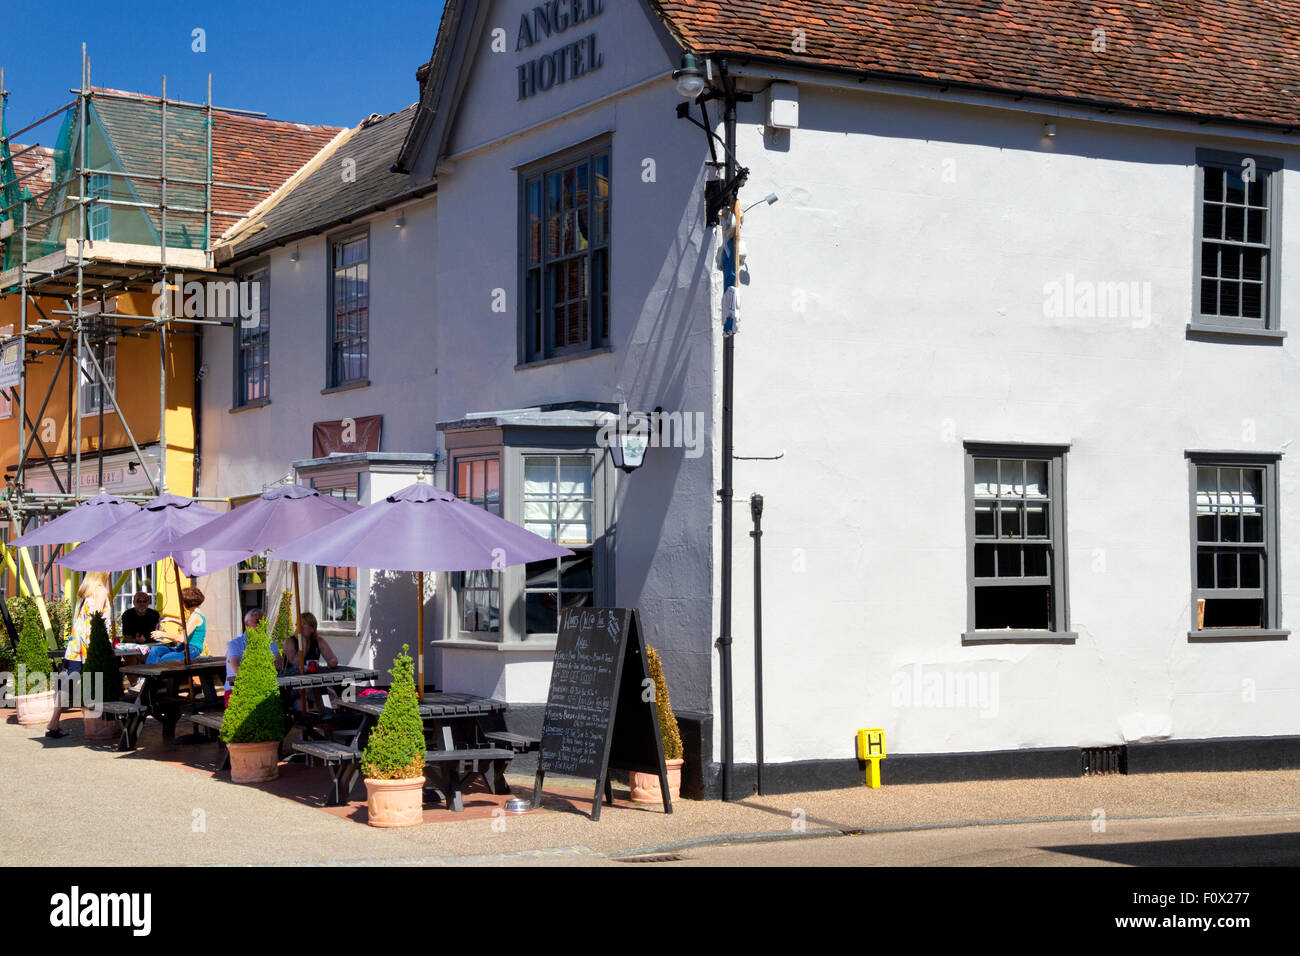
[211, 111, 344, 239]
[217, 104, 424, 262]
[87, 88, 342, 247]
[8, 145, 55, 201]
[649, 0, 1300, 129]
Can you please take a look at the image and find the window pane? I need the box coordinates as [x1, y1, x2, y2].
[996, 544, 1021, 577]
[1023, 545, 1049, 577]
[1216, 552, 1238, 589]
[1240, 553, 1262, 589]
[998, 459, 1022, 497]
[524, 458, 556, 497]
[999, 504, 1022, 538]
[974, 502, 995, 537]
[1024, 461, 1048, 497]
[1197, 551, 1215, 588]
[973, 459, 997, 496]
[974, 544, 994, 577]
[1026, 503, 1047, 537]
[1204, 167, 1223, 202]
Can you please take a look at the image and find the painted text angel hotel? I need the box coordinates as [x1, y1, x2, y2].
[193, 0, 1300, 795]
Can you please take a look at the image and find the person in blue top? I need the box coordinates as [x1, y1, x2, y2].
[223, 608, 279, 706]
[144, 587, 207, 664]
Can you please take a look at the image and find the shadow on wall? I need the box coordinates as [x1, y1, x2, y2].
[365, 570, 428, 684]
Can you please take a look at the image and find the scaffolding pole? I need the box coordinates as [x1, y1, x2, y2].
[0, 51, 266, 604]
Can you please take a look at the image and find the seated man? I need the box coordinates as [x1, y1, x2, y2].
[223, 608, 277, 707]
[120, 590, 161, 645]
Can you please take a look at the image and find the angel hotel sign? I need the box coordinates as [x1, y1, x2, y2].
[517, 0, 605, 100]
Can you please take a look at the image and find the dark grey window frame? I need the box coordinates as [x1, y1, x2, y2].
[452, 454, 503, 636]
[1191, 148, 1284, 339]
[233, 260, 270, 409]
[327, 228, 371, 390]
[517, 135, 612, 366]
[1186, 450, 1287, 640]
[963, 441, 1075, 644]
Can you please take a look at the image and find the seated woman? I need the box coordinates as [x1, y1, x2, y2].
[144, 587, 207, 664]
[279, 612, 338, 714]
[278, 611, 337, 675]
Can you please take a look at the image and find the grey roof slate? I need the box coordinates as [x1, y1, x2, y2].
[217, 104, 424, 262]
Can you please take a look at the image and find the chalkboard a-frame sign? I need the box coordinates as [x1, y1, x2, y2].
[531, 607, 673, 820]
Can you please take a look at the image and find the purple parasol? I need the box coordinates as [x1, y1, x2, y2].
[165, 483, 360, 577]
[10, 493, 141, 548]
[56, 493, 223, 573]
[269, 480, 572, 694]
[55, 493, 223, 665]
[268, 481, 572, 571]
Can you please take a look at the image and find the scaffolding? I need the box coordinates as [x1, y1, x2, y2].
[0, 47, 265, 607]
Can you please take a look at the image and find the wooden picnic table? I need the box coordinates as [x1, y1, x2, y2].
[120, 658, 225, 744]
[309, 693, 514, 810]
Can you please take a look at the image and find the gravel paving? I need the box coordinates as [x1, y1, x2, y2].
[4, 714, 1298, 866]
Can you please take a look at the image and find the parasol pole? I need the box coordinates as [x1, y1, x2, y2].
[417, 570, 425, 697]
[291, 560, 306, 712]
[173, 558, 190, 665]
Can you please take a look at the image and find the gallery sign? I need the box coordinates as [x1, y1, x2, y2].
[516, 0, 605, 100]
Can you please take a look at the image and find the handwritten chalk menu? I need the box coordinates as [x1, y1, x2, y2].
[531, 608, 673, 820]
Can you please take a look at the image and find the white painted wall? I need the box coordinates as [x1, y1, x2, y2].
[196, 196, 438, 663]
[720, 81, 1300, 763]
[197, 1, 1300, 769]
[424, 0, 716, 712]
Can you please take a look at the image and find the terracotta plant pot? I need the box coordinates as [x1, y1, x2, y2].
[83, 715, 119, 740]
[630, 758, 685, 803]
[227, 740, 281, 783]
[365, 776, 426, 828]
[15, 690, 56, 726]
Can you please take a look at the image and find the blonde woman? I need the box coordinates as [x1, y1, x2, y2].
[46, 571, 111, 738]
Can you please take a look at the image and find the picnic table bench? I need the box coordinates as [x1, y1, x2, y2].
[99, 698, 147, 751]
[306, 693, 515, 810]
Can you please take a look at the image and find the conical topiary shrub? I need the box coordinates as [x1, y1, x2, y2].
[361, 645, 425, 780]
[220, 614, 285, 745]
[82, 611, 122, 705]
[13, 618, 55, 725]
[270, 589, 293, 655]
[646, 647, 683, 760]
[14, 618, 52, 696]
[629, 646, 685, 803]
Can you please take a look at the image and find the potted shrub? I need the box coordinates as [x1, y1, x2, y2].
[630, 646, 685, 802]
[81, 612, 122, 739]
[13, 619, 55, 726]
[219, 613, 285, 782]
[360, 645, 426, 827]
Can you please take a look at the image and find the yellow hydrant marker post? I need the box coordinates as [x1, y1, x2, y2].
[856, 728, 886, 788]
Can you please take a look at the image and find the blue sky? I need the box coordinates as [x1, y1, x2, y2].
[0, 0, 446, 132]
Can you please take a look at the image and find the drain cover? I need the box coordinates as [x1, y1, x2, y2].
[615, 853, 684, 864]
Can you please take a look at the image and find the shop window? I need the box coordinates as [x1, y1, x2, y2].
[965, 444, 1070, 638]
[1190, 455, 1281, 632]
[520, 141, 610, 363]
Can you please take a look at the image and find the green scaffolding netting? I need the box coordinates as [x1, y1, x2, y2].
[1, 95, 212, 273]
